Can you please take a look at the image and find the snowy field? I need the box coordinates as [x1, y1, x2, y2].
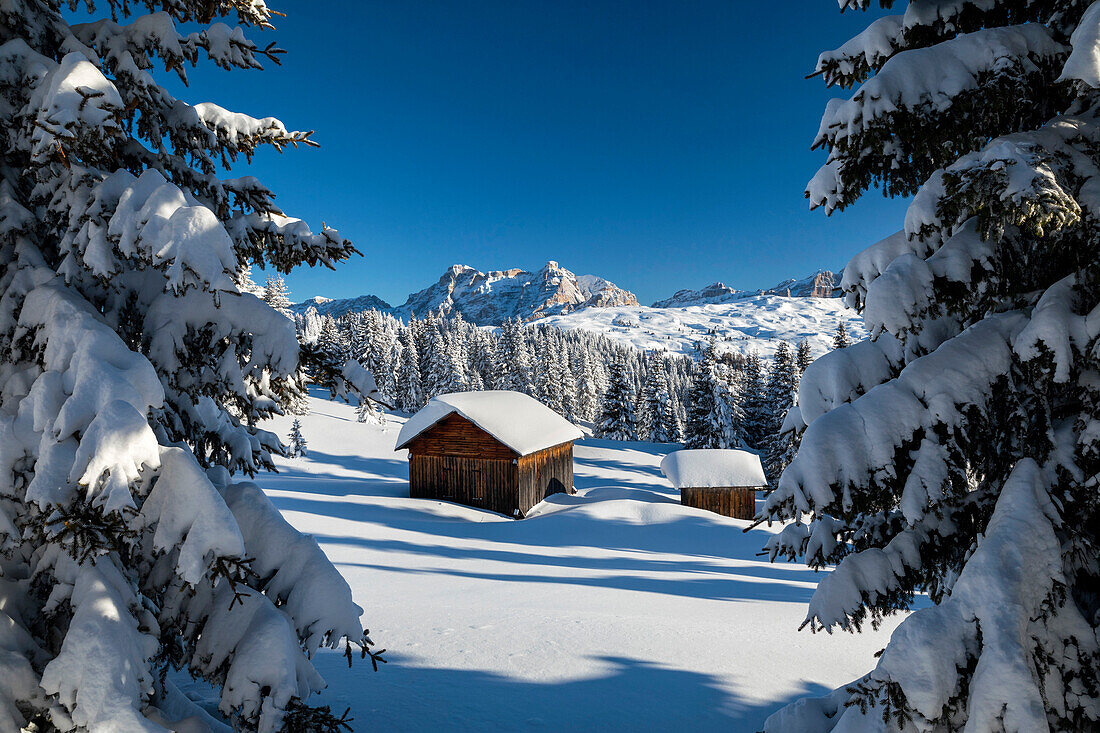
[228, 394, 905, 730]
[530, 294, 867, 360]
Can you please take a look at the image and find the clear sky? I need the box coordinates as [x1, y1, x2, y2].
[174, 1, 908, 306]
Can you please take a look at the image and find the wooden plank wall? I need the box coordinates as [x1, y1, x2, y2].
[680, 486, 757, 520]
[404, 413, 517, 459]
[405, 414, 575, 517]
[409, 454, 520, 515]
[516, 441, 574, 514]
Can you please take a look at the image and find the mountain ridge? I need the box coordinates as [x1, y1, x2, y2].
[651, 268, 842, 308]
[291, 263, 843, 326]
[291, 261, 638, 325]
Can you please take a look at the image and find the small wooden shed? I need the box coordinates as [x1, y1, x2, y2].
[660, 449, 767, 520]
[395, 391, 584, 517]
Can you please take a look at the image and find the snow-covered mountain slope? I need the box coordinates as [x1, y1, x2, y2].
[213, 391, 907, 731]
[531, 294, 866, 360]
[291, 264, 861, 359]
[652, 269, 841, 308]
[290, 293, 392, 318]
[391, 261, 638, 324]
[291, 261, 637, 325]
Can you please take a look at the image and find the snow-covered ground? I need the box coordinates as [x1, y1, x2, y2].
[233, 394, 904, 730]
[530, 294, 867, 360]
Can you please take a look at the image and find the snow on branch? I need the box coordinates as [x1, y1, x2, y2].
[1059, 0, 1100, 87]
[767, 311, 1027, 518]
[226, 211, 359, 273]
[70, 12, 280, 85]
[796, 336, 901, 425]
[194, 102, 318, 164]
[192, 583, 326, 733]
[9, 281, 164, 512]
[808, 24, 1068, 209]
[106, 168, 239, 294]
[29, 52, 124, 165]
[38, 554, 161, 732]
[137, 447, 247, 586]
[907, 118, 1096, 245]
[815, 14, 904, 88]
[222, 479, 365, 650]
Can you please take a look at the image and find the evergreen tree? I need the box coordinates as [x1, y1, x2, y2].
[263, 274, 293, 317]
[761, 342, 799, 480]
[434, 327, 469, 396]
[468, 329, 497, 390]
[395, 328, 424, 411]
[356, 397, 385, 424]
[832, 321, 851, 350]
[493, 318, 532, 393]
[739, 352, 769, 449]
[535, 337, 565, 413]
[595, 358, 637, 441]
[288, 418, 308, 457]
[308, 314, 351, 397]
[236, 265, 265, 296]
[763, 5, 1100, 730]
[794, 339, 813, 375]
[574, 350, 602, 421]
[0, 4, 379, 728]
[421, 325, 448, 399]
[297, 306, 323, 344]
[557, 343, 579, 422]
[641, 357, 682, 444]
[683, 340, 743, 449]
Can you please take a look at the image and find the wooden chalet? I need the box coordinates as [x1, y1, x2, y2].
[660, 449, 767, 520]
[395, 391, 584, 517]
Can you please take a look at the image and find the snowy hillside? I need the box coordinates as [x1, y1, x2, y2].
[531, 294, 866, 360]
[652, 269, 841, 308]
[199, 392, 908, 730]
[292, 293, 393, 318]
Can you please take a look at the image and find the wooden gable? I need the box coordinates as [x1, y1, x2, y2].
[402, 412, 518, 460]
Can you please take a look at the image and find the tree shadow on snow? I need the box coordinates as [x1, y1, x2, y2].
[311, 651, 830, 732]
[268, 493, 803, 565]
[332, 557, 815, 604]
[264, 450, 409, 497]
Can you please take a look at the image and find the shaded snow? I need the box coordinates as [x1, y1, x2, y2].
[185, 392, 915, 731]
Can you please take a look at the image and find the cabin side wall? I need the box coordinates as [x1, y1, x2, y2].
[516, 442, 574, 514]
[680, 486, 756, 520]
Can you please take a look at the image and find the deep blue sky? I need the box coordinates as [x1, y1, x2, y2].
[173, 1, 907, 306]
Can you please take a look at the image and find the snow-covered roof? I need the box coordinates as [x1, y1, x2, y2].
[660, 449, 767, 489]
[395, 391, 583, 457]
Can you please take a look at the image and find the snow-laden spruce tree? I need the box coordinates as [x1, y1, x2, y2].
[641, 356, 682, 444]
[574, 350, 603, 421]
[763, 2, 1100, 729]
[535, 338, 565, 414]
[684, 340, 744, 449]
[394, 326, 424, 412]
[262, 274, 292, 318]
[595, 357, 638, 441]
[761, 341, 800, 482]
[288, 418, 307, 458]
[739, 351, 769, 449]
[794, 339, 813, 375]
[0, 2, 381, 730]
[833, 321, 852, 350]
[493, 318, 533, 393]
